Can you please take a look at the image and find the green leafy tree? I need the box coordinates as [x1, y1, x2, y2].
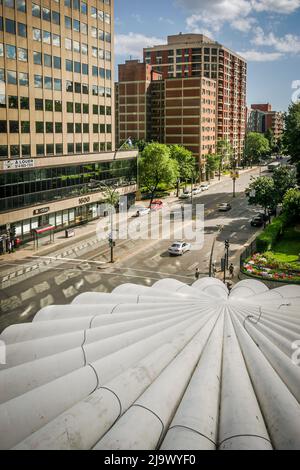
[272, 166, 297, 202]
[139, 143, 179, 205]
[246, 176, 277, 214]
[217, 139, 233, 179]
[244, 132, 270, 165]
[282, 188, 300, 223]
[205, 154, 220, 180]
[169, 145, 195, 184]
[264, 128, 275, 153]
[273, 136, 285, 155]
[283, 102, 300, 180]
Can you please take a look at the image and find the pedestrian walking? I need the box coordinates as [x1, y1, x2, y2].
[226, 281, 232, 292]
[212, 262, 217, 277]
[8, 240, 12, 254]
[195, 267, 200, 280]
[229, 263, 234, 278]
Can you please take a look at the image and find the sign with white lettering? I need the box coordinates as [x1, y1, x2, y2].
[33, 207, 50, 215]
[3, 159, 35, 170]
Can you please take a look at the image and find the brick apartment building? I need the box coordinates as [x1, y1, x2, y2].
[115, 60, 163, 144]
[143, 33, 247, 159]
[164, 77, 216, 165]
[0, 0, 138, 252]
[247, 103, 284, 140]
[115, 60, 216, 167]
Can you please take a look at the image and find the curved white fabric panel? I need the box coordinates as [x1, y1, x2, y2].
[0, 277, 299, 450]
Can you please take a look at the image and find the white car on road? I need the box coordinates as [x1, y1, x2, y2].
[168, 241, 192, 256]
[179, 190, 191, 200]
[200, 183, 210, 191]
[192, 187, 202, 195]
[136, 207, 151, 217]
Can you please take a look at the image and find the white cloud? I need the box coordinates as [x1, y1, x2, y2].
[237, 49, 283, 60]
[159, 17, 175, 25]
[115, 33, 166, 58]
[252, 26, 300, 53]
[176, 0, 300, 32]
[231, 16, 257, 31]
[180, 0, 252, 32]
[251, 0, 300, 13]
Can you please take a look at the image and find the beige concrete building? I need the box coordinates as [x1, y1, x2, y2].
[0, 0, 137, 251]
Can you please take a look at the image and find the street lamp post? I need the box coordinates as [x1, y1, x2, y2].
[231, 155, 238, 198]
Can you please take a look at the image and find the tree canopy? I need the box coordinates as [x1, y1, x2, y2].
[205, 154, 220, 179]
[282, 188, 300, 223]
[246, 176, 276, 212]
[139, 143, 179, 205]
[169, 145, 195, 182]
[283, 102, 300, 179]
[272, 166, 297, 202]
[244, 132, 270, 164]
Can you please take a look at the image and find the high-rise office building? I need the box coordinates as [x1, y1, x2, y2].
[0, 0, 137, 251]
[144, 33, 247, 158]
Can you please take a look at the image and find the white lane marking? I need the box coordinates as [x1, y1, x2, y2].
[30, 255, 106, 265]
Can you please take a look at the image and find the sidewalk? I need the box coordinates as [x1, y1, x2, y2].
[0, 166, 257, 272]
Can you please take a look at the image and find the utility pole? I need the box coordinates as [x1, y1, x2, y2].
[225, 239, 230, 269]
[221, 257, 226, 284]
[231, 155, 238, 198]
[209, 225, 223, 277]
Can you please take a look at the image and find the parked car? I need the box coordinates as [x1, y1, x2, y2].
[258, 212, 269, 221]
[179, 191, 191, 200]
[251, 215, 264, 227]
[200, 183, 210, 191]
[136, 207, 151, 217]
[192, 187, 202, 195]
[150, 200, 163, 211]
[218, 203, 232, 212]
[168, 241, 192, 256]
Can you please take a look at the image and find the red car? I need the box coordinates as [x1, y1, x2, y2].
[150, 200, 163, 211]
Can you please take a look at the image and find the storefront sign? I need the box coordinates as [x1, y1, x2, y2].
[3, 159, 35, 170]
[33, 207, 50, 215]
[78, 196, 91, 205]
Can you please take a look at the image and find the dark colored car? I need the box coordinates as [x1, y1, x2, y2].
[251, 215, 264, 227]
[258, 212, 269, 221]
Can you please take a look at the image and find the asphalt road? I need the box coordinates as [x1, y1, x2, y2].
[0, 166, 268, 332]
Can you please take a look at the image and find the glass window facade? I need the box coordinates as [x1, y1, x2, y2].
[0, 159, 137, 212]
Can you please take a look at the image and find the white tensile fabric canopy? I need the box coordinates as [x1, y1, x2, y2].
[0, 277, 300, 450]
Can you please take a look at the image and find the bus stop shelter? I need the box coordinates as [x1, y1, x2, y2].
[32, 226, 55, 250]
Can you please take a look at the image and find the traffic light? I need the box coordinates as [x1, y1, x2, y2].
[10, 225, 16, 239]
[225, 240, 230, 249]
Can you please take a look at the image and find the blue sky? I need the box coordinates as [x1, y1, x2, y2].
[114, 0, 300, 111]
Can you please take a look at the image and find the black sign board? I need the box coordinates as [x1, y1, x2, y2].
[33, 207, 50, 215]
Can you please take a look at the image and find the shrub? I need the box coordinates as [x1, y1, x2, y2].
[256, 214, 288, 252]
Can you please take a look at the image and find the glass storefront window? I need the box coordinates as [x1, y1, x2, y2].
[69, 209, 75, 222]
[15, 222, 22, 236]
[49, 214, 55, 227]
[31, 218, 39, 230]
[23, 219, 31, 234]
[63, 210, 68, 226]
[56, 212, 62, 227]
